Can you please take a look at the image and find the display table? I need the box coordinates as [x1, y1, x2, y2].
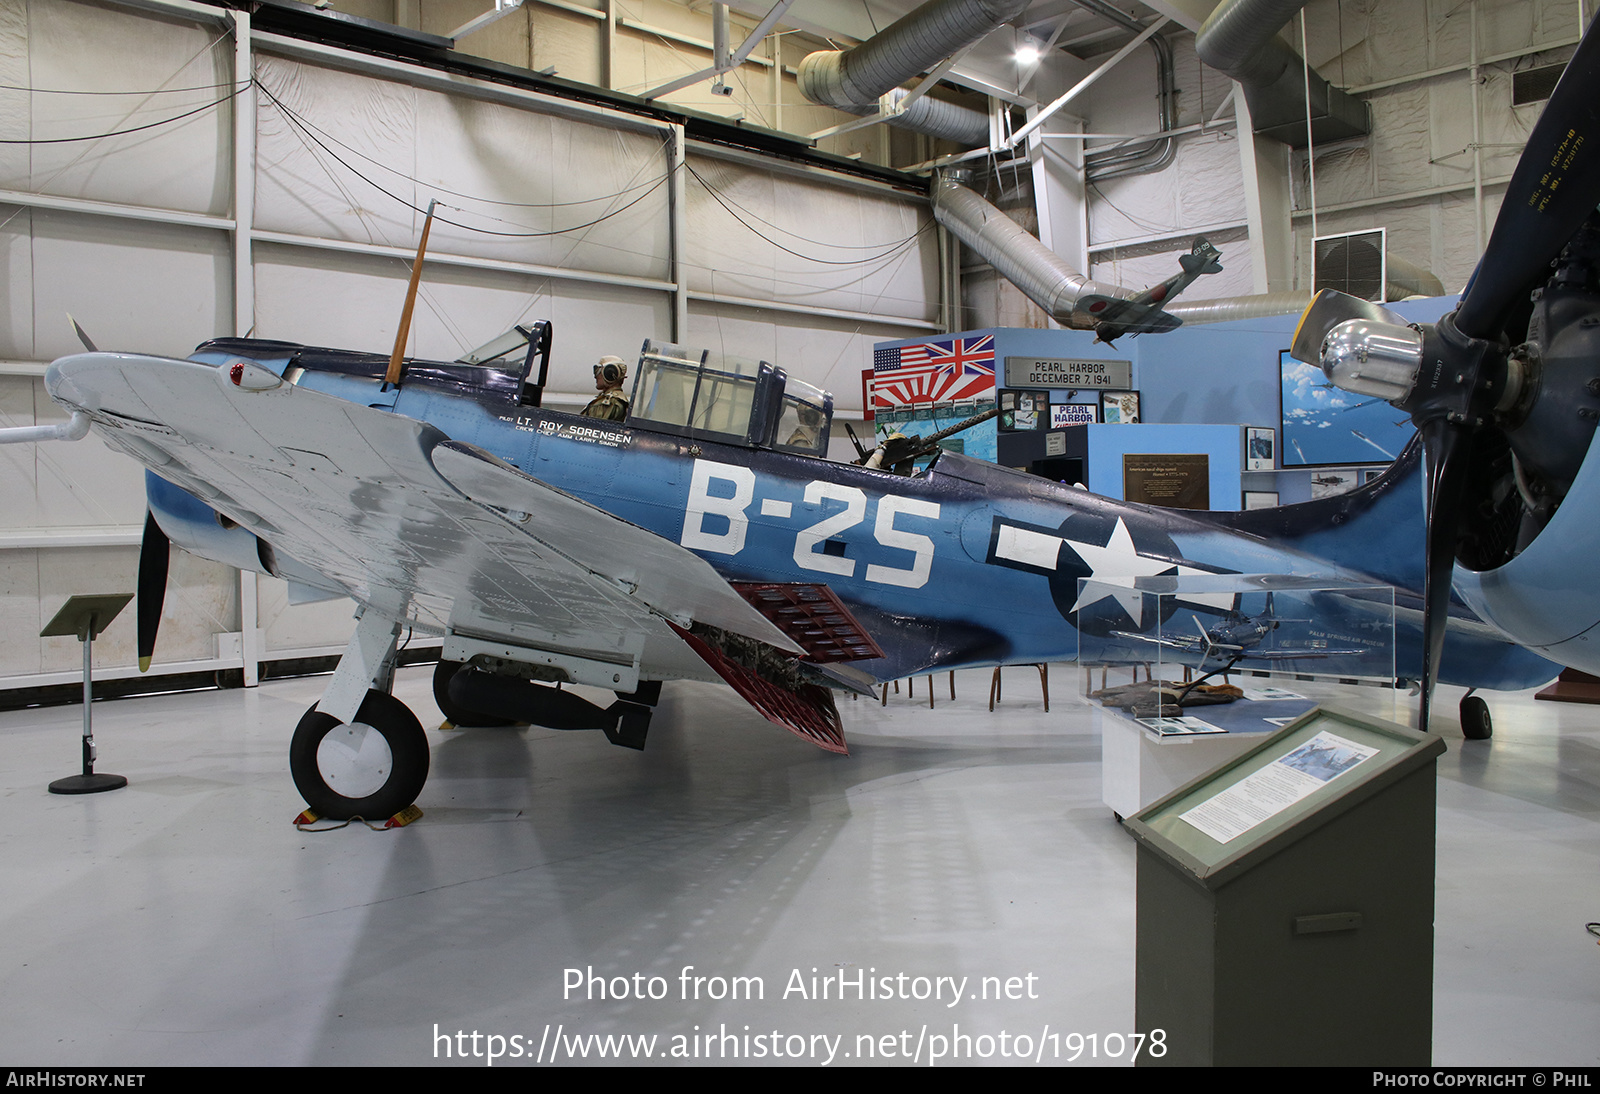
[1097, 689, 1316, 818]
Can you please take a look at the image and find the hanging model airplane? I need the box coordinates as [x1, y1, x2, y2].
[1077, 237, 1224, 344]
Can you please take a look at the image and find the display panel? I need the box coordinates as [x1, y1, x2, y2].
[1101, 390, 1141, 423]
[1130, 707, 1429, 875]
[1279, 349, 1416, 466]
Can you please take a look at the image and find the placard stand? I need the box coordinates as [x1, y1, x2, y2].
[43, 594, 133, 795]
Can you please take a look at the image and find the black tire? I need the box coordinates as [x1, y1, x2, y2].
[432, 659, 515, 727]
[290, 690, 430, 819]
[1460, 694, 1493, 740]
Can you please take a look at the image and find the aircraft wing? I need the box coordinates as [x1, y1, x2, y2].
[1078, 296, 1182, 336]
[1108, 630, 1363, 662]
[48, 353, 801, 693]
[1109, 629, 1204, 653]
[1237, 646, 1366, 660]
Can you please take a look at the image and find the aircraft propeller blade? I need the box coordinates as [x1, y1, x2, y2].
[1454, 25, 1600, 341]
[1417, 419, 1470, 731]
[136, 511, 169, 673]
[67, 314, 98, 353]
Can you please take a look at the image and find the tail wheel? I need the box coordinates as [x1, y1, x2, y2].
[290, 690, 430, 819]
[432, 659, 515, 727]
[1460, 694, 1493, 740]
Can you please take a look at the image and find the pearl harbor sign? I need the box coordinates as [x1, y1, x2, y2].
[1004, 356, 1132, 390]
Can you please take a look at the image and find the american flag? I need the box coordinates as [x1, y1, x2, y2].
[872, 335, 996, 408]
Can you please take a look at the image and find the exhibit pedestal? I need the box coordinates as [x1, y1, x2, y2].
[1125, 706, 1445, 1066]
[1079, 573, 1396, 819]
[1100, 712, 1260, 819]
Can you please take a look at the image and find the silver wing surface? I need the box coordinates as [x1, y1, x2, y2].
[47, 353, 800, 686]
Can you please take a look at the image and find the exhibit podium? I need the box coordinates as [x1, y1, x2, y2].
[1123, 705, 1445, 1066]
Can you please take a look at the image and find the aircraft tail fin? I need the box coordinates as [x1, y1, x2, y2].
[1198, 434, 1427, 595]
[1179, 238, 1223, 276]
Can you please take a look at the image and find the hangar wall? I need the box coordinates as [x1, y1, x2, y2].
[1066, 0, 1590, 305]
[0, 0, 938, 691]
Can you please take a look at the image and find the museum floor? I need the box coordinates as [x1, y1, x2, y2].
[0, 664, 1595, 1067]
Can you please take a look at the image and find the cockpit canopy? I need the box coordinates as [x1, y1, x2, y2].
[627, 339, 833, 456]
[191, 324, 833, 456]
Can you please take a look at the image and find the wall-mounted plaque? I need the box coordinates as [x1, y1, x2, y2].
[1124, 453, 1210, 510]
[1004, 356, 1132, 389]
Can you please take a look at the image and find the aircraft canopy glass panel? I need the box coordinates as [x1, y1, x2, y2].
[627, 340, 832, 453]
[631, 341, 710, 435]
[773, 377, 833, 458]
[689, 353, 765, 438]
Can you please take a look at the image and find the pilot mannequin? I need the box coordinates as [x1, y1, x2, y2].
[786, 404, 826, 449]
[582, 356, 630, 422]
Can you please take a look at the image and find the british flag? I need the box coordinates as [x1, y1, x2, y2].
[871, 335, 996, 409]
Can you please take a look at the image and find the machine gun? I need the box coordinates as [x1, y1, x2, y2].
[846, 406, 1001, 475]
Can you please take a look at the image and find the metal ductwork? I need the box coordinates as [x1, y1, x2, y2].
[932, 175, 1137, 327]
[1070, 0, 1180, 181]
[877, 90, 995, 147]
[1196, 0, 1368, 146]
[1384, 254, 1446, 300]
[797, 0, 1028, 147]
[937, 172, 1325, 329]
[1164, 292, 1312, 325]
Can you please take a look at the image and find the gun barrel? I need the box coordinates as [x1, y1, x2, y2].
[914, 406, 1000, 449]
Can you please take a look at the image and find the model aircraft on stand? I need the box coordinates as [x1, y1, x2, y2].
[17, 18, 1600, 820]
[1110, 592, 1366, 674]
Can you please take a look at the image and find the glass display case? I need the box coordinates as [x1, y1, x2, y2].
[1077, 572, 1397, 818]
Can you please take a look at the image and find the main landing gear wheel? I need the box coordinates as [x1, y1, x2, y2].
[290, 689, 430, 819]
[433, 659, 515, 727]
[1460, 694, 1493, 740]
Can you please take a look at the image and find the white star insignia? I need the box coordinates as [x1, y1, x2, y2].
[1066, 518, 1209, 625]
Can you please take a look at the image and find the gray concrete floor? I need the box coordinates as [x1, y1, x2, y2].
[0, 665, 1595, 1067]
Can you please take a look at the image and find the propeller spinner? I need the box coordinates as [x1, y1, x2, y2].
[1291, 16, 1600, 732]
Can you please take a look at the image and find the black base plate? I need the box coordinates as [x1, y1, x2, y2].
[49, 773, 128, 795]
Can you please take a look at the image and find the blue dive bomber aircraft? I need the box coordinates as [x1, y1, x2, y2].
[42, 327, 1554, 820]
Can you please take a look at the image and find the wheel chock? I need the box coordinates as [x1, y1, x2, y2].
[385, 803, 425, 827]
[291, 803, 425, 828]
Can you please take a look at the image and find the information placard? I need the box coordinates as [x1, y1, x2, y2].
[1004, 356, 1131, 389]
[1123, 453, 1209, 510]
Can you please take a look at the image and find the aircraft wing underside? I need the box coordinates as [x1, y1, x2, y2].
[53, 354, 801, 691]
